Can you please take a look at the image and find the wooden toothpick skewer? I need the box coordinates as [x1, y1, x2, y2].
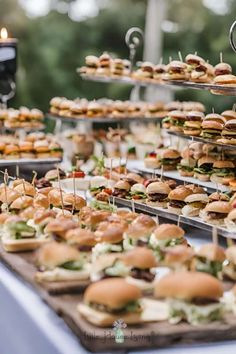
[4, 169, 9, 213]
[159, 57, 163, 65]
[110, 158, 113, 180]
[156, 214, 159, 225]
[124, 156, 128, 175]
[72, 170, 76, 214]
[16, 165, 19, 179]
[178, 51, 183, 62]
[31, 171, 37, 186]
[131, 199, 135, 213]
[220, 52, 223, 63]
[57, 166, 64, 216]
[22, 179, 26, 196]
[169, 56, 172, 63]
[160, 165, 164, 181]
[233, 103, 236, 112]
[212, 226, 218, 245]
[194, 51, 198, 55]
[177, 214, 181, 227]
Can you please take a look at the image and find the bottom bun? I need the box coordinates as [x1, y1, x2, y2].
[35, 267, 90, 282]
[210, 174, 224, 184]
[131, 198, 146, 204]
[194, 172, 210, 182]
[162, 164, 176, 171]
[77, 303, 142, 327]
[146, 200, 167, 208]
[217, 138, 236, 145]
[179, 170, 194, 177]
[183, 129, 201, 136]
[2, 238, 49, 252]
[182, 204, 200, 217]
[167, 204, 182, 215]
[78, 298, 169, 327]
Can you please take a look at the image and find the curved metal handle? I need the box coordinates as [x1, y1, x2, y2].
[229, 20, 236, 53]
[125, 27, 143, 72]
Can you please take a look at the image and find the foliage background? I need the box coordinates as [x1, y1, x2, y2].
[0, 0, 236, 112]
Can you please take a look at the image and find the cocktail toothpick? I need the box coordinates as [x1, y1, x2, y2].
[16, 165, 19, 179]
[220, 52, 223, 63]
[57, 166, 64, 215]
[212, 226, 218, 245]
[178, 51, 183, 62]
[131, 199, 135, 213]
[4, 169, 9, 212]
[110, 158, 113, 180]
[31, 171, 37, 186]
[177, 214, 181, 227]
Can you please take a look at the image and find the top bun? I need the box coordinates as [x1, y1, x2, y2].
[152, 223, 185, 240]
[122, 247, 157, 269]
[213, 160, 234, 169]
[36, 241, 80, 270]
[10, 196, 33, 210]
[95, 224, 124, 244]
[146, 181, 171, 195]
[184, 193, 208, 204]
[168, 187, 192, 201]
[222, 111, 236, 120]
[225, 245, 236, 264]
[161, 149, 180, 159]
[185, 54, 205, 65]
[198, 156, 216, 167]
[164, 245, 194, 265]
[66, 228, 97, 246]
[196, 243, 225, 262]
[154, 271, 223, 300]
[126, 214, 156, 239]
[205, 201, 231, 214]
[84, 278, 141, 309]
[114, 180, 130, 191]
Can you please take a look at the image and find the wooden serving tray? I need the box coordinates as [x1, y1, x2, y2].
[1, 245, 236, 352]
[0, 245, 90, 295]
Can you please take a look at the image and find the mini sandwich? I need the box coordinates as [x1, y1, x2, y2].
[162, 245, 194, 271]
[190, 61, 210, 83]
[89, 176, 108, 196]
[183, 111, 204, 136]
[201, 118, 224, 140]
[122, 172, 144, 186]
[221, 110, 236, 121]
[164, 60, 188, 81]
[87, 101, 103, 117]
[214, 62, 232, 76]
[34, 140, 50, 159]
[35, 242, 90, 282]
[19, 141, 35, 159]
[167, 186, 192, 215]
[225, 209, 236, 232]
[129, 183, 146, 203]
[191, 243, 226, 279]
[144, 151, 161, 169]
[14, 181, 36, 197]
[213, 74, 236, 95]
[44, 169, 66, 183]
[194, 155, 215, 181]
[168, 110, 186, 132]
[159, 149, 181, 171]
[133, 61, 154, 80]
[210, 160, 235, 184]
[93, 224, 124, 258]
[123, 214, 156, 250]
[49, 142, 63, 158]
[219, 119, 236, 145]
[112, 180, 130, 199]
[78, 278, 142, 326]
[200, 201, 232, 225]
[154, 271, 224, 325]
[4, 144, 20, 159]
[185, 54, 205, 71]
[153, 64, 167, 81]
[223, 245, 236, 281]
[44, 217, 77, 241]
[149, 224, 186, 261]
[146, 181, 171, 208]
[31, 209, 56, 236]
[2, 215, 48, 252]
[85, 55, 99, 75]
[182, 193, 208, 217]
[111, 58, 124, 76]
[66, 228, 97, 254]
[9, 195, 33, 213]
[62, 194, 86, 214]
[0, 188, 20, 211]
[177, 157, 196, 177]
[208, 192, 230, 203]
[97, 53, 111, 76]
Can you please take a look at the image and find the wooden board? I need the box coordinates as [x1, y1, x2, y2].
[41, 294, 236, 352]
[0, 246, 90, 295]
[1, 245, 236, 352]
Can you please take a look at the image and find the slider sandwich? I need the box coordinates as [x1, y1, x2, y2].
[30, 209, 56, 237]
[190, 61, 210, 83]
[218, 119, 236, 145]
[9, 195, 33, 213]
[78, 278, 142, 326]
[153, 64, 167, 81]
[159, 149, 181, 171]
[168, 110, 186, 132]
[0, 188, 20, 212]
[112, 180, 130, 199]
[19, 141, 35, 159]
[181, 192, 208, 217]
[122, 172, 144, 186]
[62, 193, 86, 214]
[177, 157, 196, 177]
[111, 58, 124, 77]
[35, 242, 90, 282]
[89, 176, 108, 196]
[223, 245, 236, 281]
[200, 201, 232, 225]
[201, 114, 224, 140]
[149, 224, 186, 261]
[66, 228, 97, 255]
[183, 111, 204, 136]
[210, 160, 235, 184]
[14, 181, 36, 197]
[191, 243, 225, 279]
[162, 245, 194, 271]
[44, 217, 78, 241]
[93, 223, 124, 258]
[84, 55, 99, 75]
[2, 215, 48, 252]
[155, 271, 224, 325]
[194, 155, 216, 181]
[167, 186, 192, 215]
[96, 53, 111, 76]
[133, 61, 154, 80]
[129, 183, 147, 203]
[144, 151, 161, 169]
[123, 214, 156, 250]
[185, 54, 205, 71]
[164, 60, 188, 81]
[146, 181, 171, 208]
[225, 209, 236, 232]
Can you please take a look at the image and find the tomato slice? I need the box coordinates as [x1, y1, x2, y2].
[103, 188, 112, 195]
[68, 171, 85, 178]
